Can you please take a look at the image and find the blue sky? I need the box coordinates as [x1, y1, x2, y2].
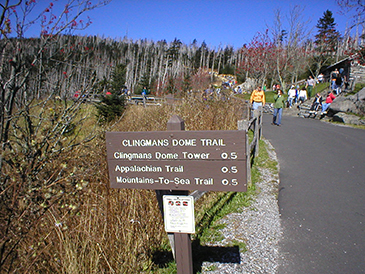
[20, 0, 361, 49]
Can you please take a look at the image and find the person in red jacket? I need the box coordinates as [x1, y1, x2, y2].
[321, 90, 336, 113]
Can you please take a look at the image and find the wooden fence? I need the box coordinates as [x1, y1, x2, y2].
[238, 108, 263, 186]
[190, 106, 262, 201]
[160, 110, 263, 271]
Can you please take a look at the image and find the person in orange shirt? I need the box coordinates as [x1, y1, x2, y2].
[250, 86, 266, 110]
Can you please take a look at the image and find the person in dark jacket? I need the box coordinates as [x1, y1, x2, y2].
[335, 74, 343, 95]
[310, 93, 323, 111]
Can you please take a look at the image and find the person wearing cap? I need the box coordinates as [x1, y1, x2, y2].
[250, 86, 266, 111]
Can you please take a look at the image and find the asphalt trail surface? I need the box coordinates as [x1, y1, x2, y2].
[262, 114, 365, 274]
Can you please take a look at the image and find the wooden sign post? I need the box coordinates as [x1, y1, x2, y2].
[165, 115, 192, 274]
[106, 115, 247, 273]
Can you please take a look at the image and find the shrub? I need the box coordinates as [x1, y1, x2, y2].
[95, 93, 125, 123]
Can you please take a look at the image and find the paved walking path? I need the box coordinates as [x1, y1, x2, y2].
[262, 114, 365, 274]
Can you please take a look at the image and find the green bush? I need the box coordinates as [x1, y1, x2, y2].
[95, 93, 125, 123]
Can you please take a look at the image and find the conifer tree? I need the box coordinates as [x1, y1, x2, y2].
[182, 71, 192, 92]
[315, 10, 341, 54]
[95, 63, 126, 123]
[135, 72, 151, 94]
[95, 93, 125, 123]
[111, 63, 128, 94]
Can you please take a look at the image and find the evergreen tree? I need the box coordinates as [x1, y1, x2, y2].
[94, 63, 127, 123]
[135, 72, 151, 94]
[315, 10, 341, 54]
[182, 71, 192, 92]
[95, 93, 125, 123]
[166, 38, 182, 67]
[111, 63, 127, 94]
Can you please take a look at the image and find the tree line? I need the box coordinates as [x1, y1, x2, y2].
[2, 9, 363, 101]
[0, 1, 364, 271]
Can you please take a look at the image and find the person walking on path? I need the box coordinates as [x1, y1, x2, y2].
[250, 85, 266, 110]
[306, 75, 316, 98]
[272, 89, 285, 126]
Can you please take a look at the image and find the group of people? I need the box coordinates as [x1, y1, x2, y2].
[249, 80, 338, 127]
[282, 76, 316, 107]
[309, 90, 336, 113]
[249, 85, 285, 126]
[287, 85, 310, 108]
[331, 68, 348, 95]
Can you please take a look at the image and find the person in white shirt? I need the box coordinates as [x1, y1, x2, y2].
[287, 85, 296, 108]
[298, 87, 307, 104]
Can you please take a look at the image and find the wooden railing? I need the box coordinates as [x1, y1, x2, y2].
[190, 107, 262, 200]
[238, 108, 263, 186]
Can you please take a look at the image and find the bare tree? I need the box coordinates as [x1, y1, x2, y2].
[270, 6, 312, 88]
[337, 0, 365, 29]
[0, 1, 110, 271]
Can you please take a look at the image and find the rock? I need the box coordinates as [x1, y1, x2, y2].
[243, 78, 257, 91]
[354, 88, 365, 114]
[328, 87, 365, 116]
[328, 96, 358, 114]
[332, 112, 365, 125]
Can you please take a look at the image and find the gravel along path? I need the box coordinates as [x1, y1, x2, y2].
[202, 140, 283, 274]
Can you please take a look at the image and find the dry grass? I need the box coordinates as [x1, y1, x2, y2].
[2, 96, 247, 273]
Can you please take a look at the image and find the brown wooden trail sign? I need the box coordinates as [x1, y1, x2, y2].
[106, 115, 248, 274]
[106, 130, 247, 192]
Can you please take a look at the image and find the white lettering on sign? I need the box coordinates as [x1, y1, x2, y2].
[194, 177, 214, 185]
[172, 139, 197, 146]
[113, 152, 152, 160]
[165, 165, 184, 172]
[221, 179, 239, 186]
[182, 152, 210, 159]
[106, 130, 248, 192]
[121, 139, 169, 147]
[116, 176, 155, 184]
[157, 177, 191, 185]
[119, 138, 228, 148]
[174, 177, 191, 184]
[155, 152, 179, 160]
[200, 138, 226, 146]
[115, 165, 162, 173]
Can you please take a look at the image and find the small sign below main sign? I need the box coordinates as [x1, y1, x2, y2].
[163, 195, 195, 234]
